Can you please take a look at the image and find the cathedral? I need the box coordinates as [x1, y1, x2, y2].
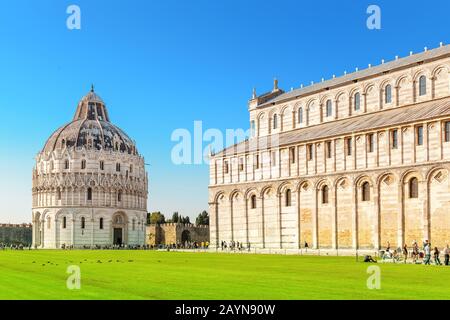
[209, 44, 450, 253]
[32, 87, 148, 248]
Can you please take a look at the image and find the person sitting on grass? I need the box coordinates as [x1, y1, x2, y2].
[364, 255, 377, 263]
[392, 249, 400, 263]
[434, 247, 442, 265]
[382, 249, 392, 261]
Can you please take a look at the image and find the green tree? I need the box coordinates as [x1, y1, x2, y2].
[179, 215, 190, 224]
[195, 210, 209, 226]
[171, 212, 180, 223]
[147, 212, 165, 225]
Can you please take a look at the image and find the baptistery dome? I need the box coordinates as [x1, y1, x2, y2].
[32, 87, 148, 249]
[43, 87, 138, 155]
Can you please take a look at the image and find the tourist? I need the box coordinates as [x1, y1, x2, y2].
[434, 247, 441, 265]
[304, 241, 309, 249]
[386, 241, 391, 253]
[444, 244, 450, 266]
[412, 241, 419, 264]
[392, 249, 400, 263]
[364, 255, 377, 263]
[423, 242, 431, 265]
[402, 244, 408, 264]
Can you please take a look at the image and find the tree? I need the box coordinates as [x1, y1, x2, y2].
[147, 212, 165, 225]
[195, 211, 209, 226]
[171, 212, 180, 223]
[179, 215, 190, 224]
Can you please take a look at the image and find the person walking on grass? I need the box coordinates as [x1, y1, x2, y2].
[423, 241, 431, 265]
[444, 244, 450, 266]
[434, 247, 442, 265]
[412, 241, 419, 264]
[403, 244, 408, 264]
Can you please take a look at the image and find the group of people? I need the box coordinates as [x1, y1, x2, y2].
[161, 241, 209, 250]
[220, 240, 251, 251]
[0, 243, 30, 250]
[381, 240, 450, 265]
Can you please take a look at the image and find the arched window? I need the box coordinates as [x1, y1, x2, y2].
[354, 92, 360, 111]
[81, 159, 86, 170]
[99, 161, 104, 170]
[322, 185, 329, 204]
[326, 100, 332, 117]
[65, 160, 69, 170]
[298, 107, 303, 123]
[419, 75, 427, 96]
[116, 163, 121, 172]
[250, 120, 256, 137]
[118, 190, 122, 202]
[130, 165, 133, 174]
[50, 161, 54, 171]
[87, 187, 92, 201]
[47, 217, 51, 229]
[132, 219, 136, 231]
[362, 182, 370, 201]
[57, 188, 62, 200]
[250, 195, 257, 209]
[409, 177, 419, 198]
[385, 85, 392, 104]
[99, 217, 104, 230]
[81, 217, 85, 229]
[285, 189, 292, 207]
[273, 114, 278, 129]
[62, 216, 67, 229]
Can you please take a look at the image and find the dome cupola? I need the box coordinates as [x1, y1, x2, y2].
[42, 86, 138, 155]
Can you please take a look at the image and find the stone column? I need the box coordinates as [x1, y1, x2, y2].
[209, 201, 219, 248]
[373, 184, 381, 250]
[297, 188, 301, 249]
[277, 193, 282, 249]
[423, 180, 430, 242]
[245, 197, 249, 245]
[71, 215, 76, 246]
[40, 218, 45, 248]
[54, 218, 59, 249]
[352, 183, 358, 250]
[397, 180, 404, 248]
[260, 195, 265, 249]
[332, 185, 337, 249]
[439, 120, 444, 160]
[230, 197, 234, 242]
[91, 217, 95, 247]
[312, 187, 318, 249]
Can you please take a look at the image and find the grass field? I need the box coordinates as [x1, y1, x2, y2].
[0, 250, 449, 300]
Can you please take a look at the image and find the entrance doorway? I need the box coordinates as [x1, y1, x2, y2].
[113, 228, 123, 245]
[181, 230, 191, 243]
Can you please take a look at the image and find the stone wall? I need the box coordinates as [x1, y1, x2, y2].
[146, 223, 209, 245]
[0, 224, 32, 245]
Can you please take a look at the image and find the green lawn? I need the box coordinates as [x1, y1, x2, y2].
[0, 250, 448, 300]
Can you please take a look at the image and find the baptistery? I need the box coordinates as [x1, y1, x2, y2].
[32, 87, 148, 248]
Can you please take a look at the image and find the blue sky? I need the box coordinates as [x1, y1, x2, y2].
[0, 0, 448, 223]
